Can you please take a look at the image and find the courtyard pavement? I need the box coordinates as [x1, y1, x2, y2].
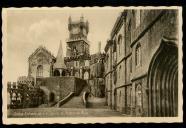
[7, 107, 126, 117]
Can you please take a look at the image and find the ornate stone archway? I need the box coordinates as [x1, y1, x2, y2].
[147, 38, 178, 117]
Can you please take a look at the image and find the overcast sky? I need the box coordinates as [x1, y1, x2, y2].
[4, 7, 123, 81]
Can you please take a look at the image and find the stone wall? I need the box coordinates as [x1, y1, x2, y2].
[104, 9, 179, 117]
[88, 78, 105, 98]
[36, 76, 87, 103]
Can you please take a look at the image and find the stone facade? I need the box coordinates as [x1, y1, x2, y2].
[104, 9, 179, 117]
[89, 52, 105, 97]
[28, 46, 55, 79]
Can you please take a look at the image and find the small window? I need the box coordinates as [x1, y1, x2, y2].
[37, 65, 43, 77]
[119, 91, 121, 103]
[130, 58, 132, 73]
[135, 44, 141, 67]
[128, 20, 131, 44]
[113, 39, 116, 52]
[118, 35, 122, 55]
[119, 66, 121, 79]
[130, 87, 132, 106]
[136, 10, 141, 28]
[136, 84, 142, 107]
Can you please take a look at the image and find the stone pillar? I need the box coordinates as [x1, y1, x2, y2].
[59, 69, 62, 76]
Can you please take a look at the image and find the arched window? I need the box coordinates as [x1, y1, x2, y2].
[37, 65, 43, 77]
[84, 71, 89, 80]
[113, 39, 116, 52]
[12, 93, 16, 100]
[130, 57, 132, 73]
[119, 66, 121, 79]
[75, 72, 79, 78]
[119, 91, 121, 103]
[118, 35, 122, 55]
[85, 60, 89, 66]
[135, 44, 141, 66]
[128, 20, 131, 44]
[136, 84, 142, 107]
[135, 10, 141, 28]
[130, 87, 132, 106]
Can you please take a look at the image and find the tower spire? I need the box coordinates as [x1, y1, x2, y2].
[54, 41, 66, 69]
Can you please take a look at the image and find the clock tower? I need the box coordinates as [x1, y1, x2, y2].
[65, 15, 90, 80]
[66, 15, 89, 57]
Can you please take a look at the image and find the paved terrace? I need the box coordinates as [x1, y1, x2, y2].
[7, 108, 127, 117]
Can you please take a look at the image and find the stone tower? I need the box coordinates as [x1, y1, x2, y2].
[65, 15, 90, 79]
[66, 15, 89, 57]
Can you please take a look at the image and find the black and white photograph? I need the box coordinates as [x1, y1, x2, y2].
[2, 7, 183, 124]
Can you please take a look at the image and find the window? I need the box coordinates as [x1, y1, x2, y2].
[113, 39, 116, 52]
[130, 58, 132, 73]
[135, 44, 141, 66]
[128, 20, 131, 44]
[136, 10, 141, 28]
[85, 60, 89, 66]
[119, 91, 121, 103]
[136, 84, 142, 107]
[84, 71, 89, 80]
[119, 66, 121, 79]
[114, 70, 117, 84]
[37, 65, 43, 77]
[74, 61, 79, 67]
[118, 35, 122, 55]
[130, 87, 132, 106]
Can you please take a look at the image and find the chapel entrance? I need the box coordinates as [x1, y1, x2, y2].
[147, 39, 178, 117]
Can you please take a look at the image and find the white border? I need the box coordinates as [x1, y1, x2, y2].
[2, 6, 183, 124]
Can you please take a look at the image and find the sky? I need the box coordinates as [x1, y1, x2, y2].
[4, 7, 123, 81]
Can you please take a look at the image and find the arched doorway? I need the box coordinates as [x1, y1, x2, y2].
[54, 69, 60, 76]
[49, 92, 55, 102]
[147, 39, 178, 117]
[62, 70, 66, 76]
[39, 86, 50, 105]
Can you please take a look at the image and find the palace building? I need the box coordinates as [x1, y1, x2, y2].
[104, 9, 179, 117]
[7, 16, 106, 109]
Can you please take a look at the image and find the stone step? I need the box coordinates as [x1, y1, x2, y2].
[61, 96, 84, 108]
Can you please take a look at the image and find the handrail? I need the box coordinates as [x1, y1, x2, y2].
[56, 92, 74, 107]
[82, 91, 89, 108]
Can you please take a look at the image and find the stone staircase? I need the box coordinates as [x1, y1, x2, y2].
[87, 97, 108, 109]
[59, 85, 89, 108]
[61, 96, 85, 108]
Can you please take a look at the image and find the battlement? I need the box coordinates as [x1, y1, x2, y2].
[7, 81, 17, 89]
[66, 37, 89, 44]
[64, 54, 91, 62]
[17, 76, 35, 86]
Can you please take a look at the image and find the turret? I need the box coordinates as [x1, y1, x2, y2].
[86, 20, 89, 34]
[80, 14, 84, 22]
[68, 16, 72, 31]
